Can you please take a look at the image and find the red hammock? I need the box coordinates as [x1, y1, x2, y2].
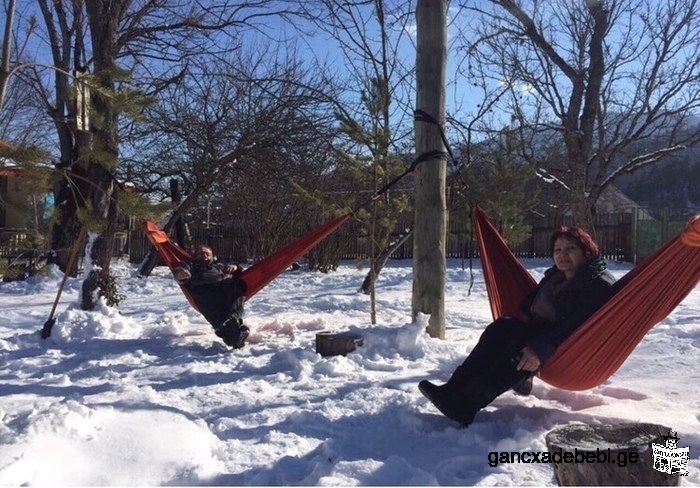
[472, 206, 700, 391]
[143, 213, 352, 311]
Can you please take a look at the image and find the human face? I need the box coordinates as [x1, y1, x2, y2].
[194, 246, 213, 264]
[552, 237, 587, 279]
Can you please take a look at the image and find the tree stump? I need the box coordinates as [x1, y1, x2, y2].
[315, 331, 363, 357]
[545, 423, 679, 486]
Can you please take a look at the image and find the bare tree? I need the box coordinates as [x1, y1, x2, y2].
[0, 72, 51, 148]
[0, 0, 30, 111]
[0, 1, 55, 148]
[413, 0, 447, 339]
[456, 0, 700, 229]
[300, 0, 416, 323]
[15, 0, 307, 309]
[125, 46, 340, 275]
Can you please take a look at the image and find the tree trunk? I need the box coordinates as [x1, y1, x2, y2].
[42, 2, 86, 274]
[0, 0, 17, 111]
[545, 423, 680, 486]
[568, 168, 595, 233]
[369, 198, 377, 324]
[80, 2, 122, 310]
[169, 178, 188, 248]
[360, 228, 413, 295]
[78, 115, 120, 309]
[50, 133, 91, 275]
[561, 1, 608, 235]
[412, 0, 447, 339]
[80, 167, 119, 309]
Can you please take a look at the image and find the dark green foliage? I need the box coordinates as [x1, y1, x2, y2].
[461, 130, 539, 245]
[101, 273, 126, 307]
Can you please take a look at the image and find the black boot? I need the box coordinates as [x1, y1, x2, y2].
[445, 363, 473, 388]
[419, 374, 500, 427]
[215, 318, 249, 349]
[512, 374, 533, 396]
[419, 380, 478, 427]
[418, 363, 480, 425]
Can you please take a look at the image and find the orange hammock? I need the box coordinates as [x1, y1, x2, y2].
[143, 213, 352, 311]
[472, 206, 700, 391]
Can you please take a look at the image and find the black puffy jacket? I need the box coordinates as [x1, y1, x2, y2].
[520, 256, 617, 365]
[179, 260, 232, 289]
[174, 260, 245, 328]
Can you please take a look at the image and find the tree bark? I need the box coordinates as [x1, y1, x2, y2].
[50, 134, 91, 275]
[412, 0, 447, 339]
[360, 228, 412, 295]
[0, 0, 16, 111]
[41, 1, 87, 273]
[545, 423, 679, 486]
[566, 1, 607, 234]
[79, 1, 121, 310]
[169, 178, 187, 248]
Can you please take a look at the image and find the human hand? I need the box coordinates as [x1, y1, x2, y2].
[516, 346, 541, 372]
[175, 268, 191, 283]
[224, 264, 238, 275]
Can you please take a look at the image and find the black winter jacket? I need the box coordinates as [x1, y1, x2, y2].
[174, 259, 245, 328]
[177, 260, 236, 289]
[520, 256, 616, 365]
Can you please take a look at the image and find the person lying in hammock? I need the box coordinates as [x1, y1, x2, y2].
[419, 226, 617, 427]
[173, 245, 249, 349]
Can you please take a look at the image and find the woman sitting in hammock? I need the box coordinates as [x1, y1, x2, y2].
[173, 245, 249, 349]
[419, 226, 617, 427]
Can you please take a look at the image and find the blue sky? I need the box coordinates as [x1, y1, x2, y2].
[6, 0, 491, 152]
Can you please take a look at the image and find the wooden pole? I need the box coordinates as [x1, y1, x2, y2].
[412, 0, 447, 339]
[41, 226, 87, 338]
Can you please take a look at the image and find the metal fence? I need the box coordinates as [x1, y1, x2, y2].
[333, 211, 633, 262]
[1, 207, 697, 266]
[126, 208, 695, 265]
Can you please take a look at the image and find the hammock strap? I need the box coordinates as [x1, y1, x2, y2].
[415, 109, 485, 293]
[238, 213, 352, 299]
[413, 109, 456, 162]
[354, 109, 450, 213]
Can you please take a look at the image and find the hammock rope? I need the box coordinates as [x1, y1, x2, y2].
[472, 206, 700, 391]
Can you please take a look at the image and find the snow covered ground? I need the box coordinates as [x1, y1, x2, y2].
[0, 257, 698, 486]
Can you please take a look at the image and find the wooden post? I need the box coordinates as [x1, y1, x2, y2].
[169, 179, 187, 248]
[412, 0, 447, 339]
[545, 423, 680, 486]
